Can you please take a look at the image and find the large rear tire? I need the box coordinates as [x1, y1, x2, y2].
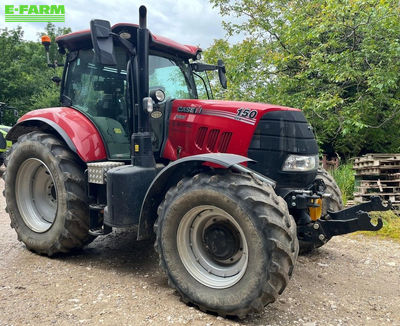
[3, 132, 94, 256]
[299, 168, 344, 254]
[155, 171, 298, 318]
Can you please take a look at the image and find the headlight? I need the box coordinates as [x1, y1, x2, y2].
[282, 154, 319, 172]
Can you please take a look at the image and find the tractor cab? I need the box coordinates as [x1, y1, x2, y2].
[56, 24, 210, 160]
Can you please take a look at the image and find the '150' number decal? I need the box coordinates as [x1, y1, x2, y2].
[236, 108, 258, 119]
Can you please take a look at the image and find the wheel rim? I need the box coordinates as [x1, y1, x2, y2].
[15, 158, 58, 233]
[177, 205, 248, 289]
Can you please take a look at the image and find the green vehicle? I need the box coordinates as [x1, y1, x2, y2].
[0, 102, 18, 165]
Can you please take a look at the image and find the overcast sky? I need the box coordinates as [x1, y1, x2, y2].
[0, 0, 232, 49]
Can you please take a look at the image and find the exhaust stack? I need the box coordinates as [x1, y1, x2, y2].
[131, 5, 155, 167]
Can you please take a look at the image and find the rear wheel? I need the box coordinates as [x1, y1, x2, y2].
[299, 168, 344, 254]
[3, 132, 94, 255]
[155, 171, 298, 318]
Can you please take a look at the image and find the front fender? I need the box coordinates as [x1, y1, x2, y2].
[7, 107, 107, 162]
[137, 153, 254, 240]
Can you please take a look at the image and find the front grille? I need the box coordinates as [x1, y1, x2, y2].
[248, 110, 318, 190]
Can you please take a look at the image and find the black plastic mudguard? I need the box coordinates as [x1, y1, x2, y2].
[136, 153, 254, 240]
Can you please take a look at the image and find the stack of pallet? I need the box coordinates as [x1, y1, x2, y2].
[353, 153, 400, 210]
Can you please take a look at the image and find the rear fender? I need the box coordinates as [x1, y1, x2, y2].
[137, 153, 255, 240]
[6, 107, 107, 162]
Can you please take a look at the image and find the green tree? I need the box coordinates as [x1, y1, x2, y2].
[0, 23, 70, 125]
[207, 0, 400, 158]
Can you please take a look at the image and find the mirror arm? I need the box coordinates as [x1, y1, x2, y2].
[191, 60, 227, 89]
[193, 71, 211, 99]
[190, 62, 218, 72]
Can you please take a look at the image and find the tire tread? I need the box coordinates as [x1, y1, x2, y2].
[154, 170, 298, 318]
[2, 132, 93, 256]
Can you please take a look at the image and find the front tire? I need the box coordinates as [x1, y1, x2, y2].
[317, 168, 344, 215]
[155, 171, 298, 318]
[3, 132, 94, 256]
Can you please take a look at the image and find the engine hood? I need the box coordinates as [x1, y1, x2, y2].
[162, 99, 303, 162]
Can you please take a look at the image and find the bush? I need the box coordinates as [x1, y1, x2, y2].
[330, 163, 355, 205]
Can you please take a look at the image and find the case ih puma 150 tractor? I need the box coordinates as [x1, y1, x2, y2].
[4, 6, 390, 318]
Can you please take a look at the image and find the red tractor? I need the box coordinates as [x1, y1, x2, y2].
[3, 6, 390, 318]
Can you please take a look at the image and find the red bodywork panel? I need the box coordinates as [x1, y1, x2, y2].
[19, 107, 107, 162]
[162, 100, 300, 161]
[17, 101, 299, 163]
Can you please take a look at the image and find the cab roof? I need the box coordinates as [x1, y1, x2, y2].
[56, 23, 201, 60]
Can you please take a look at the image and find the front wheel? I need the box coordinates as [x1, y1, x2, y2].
[3, 132, 94, 256]
[155, 171, 298, 318]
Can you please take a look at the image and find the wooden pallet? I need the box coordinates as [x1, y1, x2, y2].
[360, 179, 400, 185]
[356, 188, 400, 195]
[356, 179, 400, 193]
[353, 153, 400, 211]
[353, 153, 400, 171]
[354, 153, 400, 162]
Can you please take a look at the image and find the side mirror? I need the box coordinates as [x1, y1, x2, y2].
[90, 19, 116, 66]
[217, 59, 227, 89]
[14, 109, 19, 118]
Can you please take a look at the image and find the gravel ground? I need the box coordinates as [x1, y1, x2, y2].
[0, 175, 399, 326]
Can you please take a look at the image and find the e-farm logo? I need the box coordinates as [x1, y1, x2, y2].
[4, 4, 65, 22]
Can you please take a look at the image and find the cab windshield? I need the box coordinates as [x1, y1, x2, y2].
[149, 55, 196, 99]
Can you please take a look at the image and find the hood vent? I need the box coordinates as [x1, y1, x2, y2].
[218, 132, 232, 153]
[195, 128, 232, 153]
[207, 129, 220, 151]
[195, 127, 208, 148]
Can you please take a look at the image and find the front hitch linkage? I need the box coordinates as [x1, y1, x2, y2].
[297, 196, 392, 244]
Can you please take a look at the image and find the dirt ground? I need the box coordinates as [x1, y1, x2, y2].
[0, 176, 399, 326]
